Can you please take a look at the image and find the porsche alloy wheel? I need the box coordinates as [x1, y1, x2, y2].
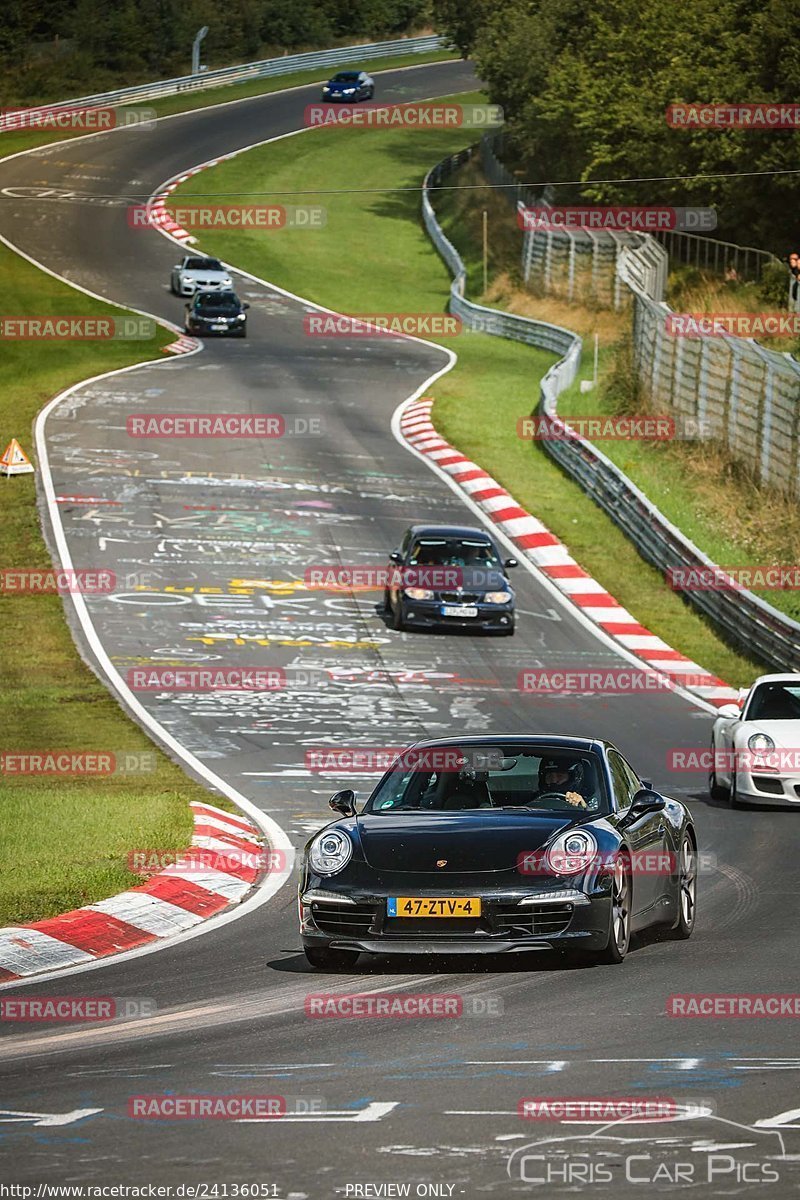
[599, 852, 631, 963]
[671, 835, 697, 939]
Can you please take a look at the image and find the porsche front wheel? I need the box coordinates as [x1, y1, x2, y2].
[597, 853, 631, 964]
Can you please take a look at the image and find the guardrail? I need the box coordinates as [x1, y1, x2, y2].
[423, 140, 800, 670]
[536, 394, 800, 669]
[0, 35, 449, 129]
[423, 148, 581, 375]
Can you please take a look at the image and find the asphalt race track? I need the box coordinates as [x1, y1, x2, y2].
[0, 60, 798, 1196]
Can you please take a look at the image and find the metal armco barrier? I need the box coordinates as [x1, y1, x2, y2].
[423, 141, 800, 670]
[0, 35, 448, 130]
[423, 149, 581, 385]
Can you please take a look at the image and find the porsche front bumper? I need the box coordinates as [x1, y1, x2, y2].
[300, 887, 611, 955]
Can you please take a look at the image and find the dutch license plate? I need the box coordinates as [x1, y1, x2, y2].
[388, 897, 482, 918]
[441, 604, 478, 618]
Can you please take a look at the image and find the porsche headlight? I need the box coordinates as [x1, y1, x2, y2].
[545, 829, 598, 875]
[484, 591, 512, 604]
[747, 733, 775, 752]
[405, 587, 434, 600]
[309, 829, 352, 875]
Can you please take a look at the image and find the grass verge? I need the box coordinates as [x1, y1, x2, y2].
[168, 94, 762, 686]
[0, 242, 211, 926]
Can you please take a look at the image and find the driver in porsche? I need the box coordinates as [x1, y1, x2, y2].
[538, 755, 594, 808]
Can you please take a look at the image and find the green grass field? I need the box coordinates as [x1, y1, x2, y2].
[169, 93, 762, 686]
[0, 241, 208, 926]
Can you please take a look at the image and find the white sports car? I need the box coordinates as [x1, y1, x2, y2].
[170, 255, 232, 297]
[709, 673, 800, 807]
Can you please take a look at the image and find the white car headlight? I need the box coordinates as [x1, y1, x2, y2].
[545, 829, 598, 875]
[484, 591, 512, 604]
[309, 829, 353, 875]
[747, 733, 775, 752]
[405, 587, 433, 600]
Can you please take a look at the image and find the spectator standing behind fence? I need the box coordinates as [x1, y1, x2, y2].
[788, 251, 800, 303]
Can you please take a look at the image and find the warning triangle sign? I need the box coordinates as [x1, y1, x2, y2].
[0, 438, 34, 476]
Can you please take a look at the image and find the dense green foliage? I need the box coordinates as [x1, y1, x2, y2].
[433, 0, 800, 251]
[1, 0, 430, 101]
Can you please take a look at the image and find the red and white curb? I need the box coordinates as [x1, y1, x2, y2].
[0, 802, 269, 982]
[399, 397, 738, 708]
[148, 157, 238, 245]
[163, 333, 199, 355]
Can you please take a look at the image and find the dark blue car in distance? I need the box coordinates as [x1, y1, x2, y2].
[383, 524, 517, 635]
[321, 70, 375, 101]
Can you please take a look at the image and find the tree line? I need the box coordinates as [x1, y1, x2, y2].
[1, 0, 429, 102]
[432, 0, 800, 254]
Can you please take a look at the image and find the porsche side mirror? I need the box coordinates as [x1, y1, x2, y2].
[622, 790, 666, 824]
[173, 264, 182, 270]
[389, 550, 402, 564]
[329, 789, 356, 816]
[717, 703, 740, 719]
[504, 557, 518, 568]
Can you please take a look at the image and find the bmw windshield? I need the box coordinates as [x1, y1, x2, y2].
[364, 745, 609, 815]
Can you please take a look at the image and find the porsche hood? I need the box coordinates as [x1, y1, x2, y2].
[355, 812, 575, 874]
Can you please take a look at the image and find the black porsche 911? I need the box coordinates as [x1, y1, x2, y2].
[299, 736, 697, 969]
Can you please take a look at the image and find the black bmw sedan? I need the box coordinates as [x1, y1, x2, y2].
[184, 289, 249, 337]
[383, 524, 517, 635]
[299, 736, 697, 969]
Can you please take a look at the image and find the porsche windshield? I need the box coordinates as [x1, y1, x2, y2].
[365, 745, 609, 815]
[746, 683, 800, 720]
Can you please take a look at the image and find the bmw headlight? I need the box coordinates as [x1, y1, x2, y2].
[747, 733, 775, 752]
[545, 829, 598, 875]
[309, 828, 353, 875]
[405, 587, 434, 600]
[484, 591, 512, 604]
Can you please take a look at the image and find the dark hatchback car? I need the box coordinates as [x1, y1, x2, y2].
[185, 290, 249, 337]
[321, 70, 374, 101]
[383, 524, 517, 635]
[299, 735, 698, 969]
